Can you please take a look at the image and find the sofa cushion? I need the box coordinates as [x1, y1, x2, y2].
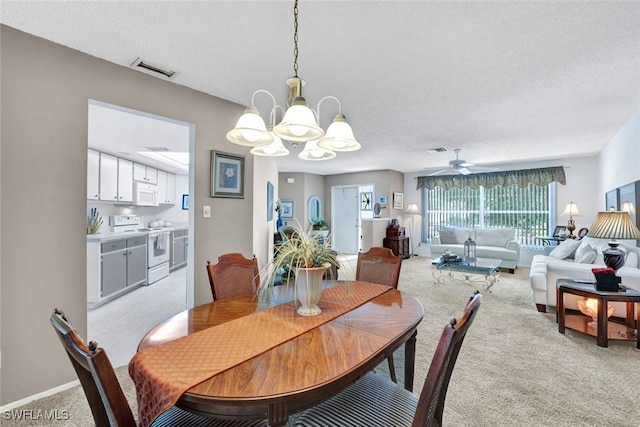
[577, 237, 621, 265]
[549, 239, 581, 260]
[475, 228, 515, 247]
[438, 228, 458, 244]
[574, 243, 596, 264]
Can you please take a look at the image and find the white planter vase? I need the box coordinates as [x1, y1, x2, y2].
[294, 266, 327, 316]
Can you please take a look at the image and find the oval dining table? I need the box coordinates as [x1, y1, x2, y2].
[131, 280, 424, 427]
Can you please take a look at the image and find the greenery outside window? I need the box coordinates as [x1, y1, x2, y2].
[422, 183, 554, 245]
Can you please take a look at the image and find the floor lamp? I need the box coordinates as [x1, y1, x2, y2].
[405, 203, 421, 256]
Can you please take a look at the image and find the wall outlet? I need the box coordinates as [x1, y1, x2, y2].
[203, 205, 211, 218]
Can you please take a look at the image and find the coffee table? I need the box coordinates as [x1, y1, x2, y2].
[432, 256, 500, 292]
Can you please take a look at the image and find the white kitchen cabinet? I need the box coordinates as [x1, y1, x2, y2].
[157, 170, 176, 204]
[134, 163, 158, 184]
[87, 149, 100, 200]
[99, 153, 118, 202]
[117, 158, 133, 203]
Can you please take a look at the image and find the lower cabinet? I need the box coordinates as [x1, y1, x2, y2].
[383, 237, 410, 259]
[170, 229, 188, 271]
[97, 237, 147, 302]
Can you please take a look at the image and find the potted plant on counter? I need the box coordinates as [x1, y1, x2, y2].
[260, 226, 339, 316]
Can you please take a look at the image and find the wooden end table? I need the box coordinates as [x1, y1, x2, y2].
[556, 279, 640, 348]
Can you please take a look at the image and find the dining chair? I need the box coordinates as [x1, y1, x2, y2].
[50, 308, 269, 427]
[293, 291, 482, 427]
[206, 253, 260, 301]
[355, 246, 403, 381]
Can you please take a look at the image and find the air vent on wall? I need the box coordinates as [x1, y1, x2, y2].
[130, 58, 176, 80]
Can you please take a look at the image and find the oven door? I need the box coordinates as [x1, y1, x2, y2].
[148, 232, 170, 267]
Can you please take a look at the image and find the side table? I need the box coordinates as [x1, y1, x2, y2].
[383, 236, 410, 259]
[556, 279, 640, 348]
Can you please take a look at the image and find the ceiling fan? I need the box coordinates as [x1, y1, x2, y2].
[428, 149, 497, 176]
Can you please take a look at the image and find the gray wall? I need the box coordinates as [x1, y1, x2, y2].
[0, 25, 254, 404]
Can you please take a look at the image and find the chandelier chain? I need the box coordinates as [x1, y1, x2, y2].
[293, 0, 299, 77]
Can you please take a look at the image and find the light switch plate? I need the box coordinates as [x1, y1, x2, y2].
[203, 205, 211, 218]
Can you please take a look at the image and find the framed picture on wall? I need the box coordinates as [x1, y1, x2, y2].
[181, 194, 189, 210]
[267, 181, 274, 221]
[378, 195, 388, 205]
[280, 200, 294, 219]
[393, 192, 404, 209]
[211, 150, 245, 198]
[605, 189, 618, 211]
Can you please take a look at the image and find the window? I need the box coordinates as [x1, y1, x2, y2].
[423, 183, 554, 245]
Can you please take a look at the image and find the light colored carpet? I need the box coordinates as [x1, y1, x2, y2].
[6, 256, 640, 426]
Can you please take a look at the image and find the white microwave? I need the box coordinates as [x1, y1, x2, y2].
[134, 182, 159, 206]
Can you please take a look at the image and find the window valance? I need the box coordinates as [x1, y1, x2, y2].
[416, 166, 566, 191]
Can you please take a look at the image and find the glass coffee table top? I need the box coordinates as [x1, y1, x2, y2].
[431, 256, 501, 291]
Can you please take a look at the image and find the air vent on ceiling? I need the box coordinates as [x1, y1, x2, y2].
[426, 147, 448, 154]
[130, 58, 176, 80]
[145, 147, 170, 152]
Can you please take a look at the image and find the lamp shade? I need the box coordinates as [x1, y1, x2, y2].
[561, 202, 582, 217]
[317, 115, 361, 152]
[405, 203, 420, 215]
[274, 97, 325, 142]
[250, 131, 290, 156]
[226, 106, 274, 146]
[587, 211, 640, 240]
[621, 201, 636, 216]
[298, 140, 336, 161]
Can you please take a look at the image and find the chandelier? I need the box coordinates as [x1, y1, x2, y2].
[226, 0, 360, 161]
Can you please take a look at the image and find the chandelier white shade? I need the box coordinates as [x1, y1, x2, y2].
[250, 130, 290, 157]
[298, 140, 336, 161]
[317, 114, 361, 152]
[225, 0, 359, 161]
[225, 106, 272, 146]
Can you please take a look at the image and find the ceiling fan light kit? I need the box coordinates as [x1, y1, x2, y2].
[226, 0, 360, 161]
[428, 148, 497, 176]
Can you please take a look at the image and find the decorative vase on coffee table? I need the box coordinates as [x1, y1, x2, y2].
[294, 266, 327, 316]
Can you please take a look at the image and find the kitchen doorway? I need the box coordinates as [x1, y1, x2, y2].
[86, 100, 195, 366]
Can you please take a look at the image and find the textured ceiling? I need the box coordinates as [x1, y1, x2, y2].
[2, 1, 639, 176]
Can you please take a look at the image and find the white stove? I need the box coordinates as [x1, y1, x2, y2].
[110, 215, 143, 232]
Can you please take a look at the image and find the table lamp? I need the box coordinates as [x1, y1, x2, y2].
[405, 203, 420, 256]
[587, 211, 640, 270]
[561, 201, 582, 238]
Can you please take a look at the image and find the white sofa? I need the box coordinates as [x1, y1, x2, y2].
[529, 236, 640, 313]
[430, 227, 520, 273]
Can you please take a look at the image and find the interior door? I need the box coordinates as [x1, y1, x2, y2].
[331, 186, 360, 254]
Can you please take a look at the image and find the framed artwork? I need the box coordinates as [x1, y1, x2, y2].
[393, 192, 404, 210]
[360, 192, 373, 211]
[605, 189, 618, 211]
[378, 195, 388, 205]
[280, 200, 294, 219]
[181, 194, 189, 210]
[267, 181, 274, 221]
[552, 225, 567, 238]
[211, 151, 245, 198]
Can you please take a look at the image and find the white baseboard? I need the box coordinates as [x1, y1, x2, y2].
[0, 379, 80, 412]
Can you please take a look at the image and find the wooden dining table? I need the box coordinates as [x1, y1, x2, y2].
[130, 280, 424, 427]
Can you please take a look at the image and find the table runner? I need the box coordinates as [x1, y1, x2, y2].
[129, 281, 389, 427]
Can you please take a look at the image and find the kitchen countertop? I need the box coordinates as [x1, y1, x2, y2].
[87, 222, 189, 243]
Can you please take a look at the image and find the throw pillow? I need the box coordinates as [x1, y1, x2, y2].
[549, 239, 581, 260]
[574, 243, 597, 264]
[438, 229, 457, 244]
[474, 228, 516, 247]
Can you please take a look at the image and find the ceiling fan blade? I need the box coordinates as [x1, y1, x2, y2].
[428, 168, 452, 176]
[458, 167, 472, 175]
[460, 162, 474, 167]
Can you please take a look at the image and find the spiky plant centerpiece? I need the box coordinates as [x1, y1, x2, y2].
[260, 227, 339, 316]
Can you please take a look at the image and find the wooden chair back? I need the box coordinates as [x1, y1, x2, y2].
[356, 246, 402, 288]
[50, 308, 136, 427]
[207, 253, 260, 300]
[413, 291, 482, 427]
